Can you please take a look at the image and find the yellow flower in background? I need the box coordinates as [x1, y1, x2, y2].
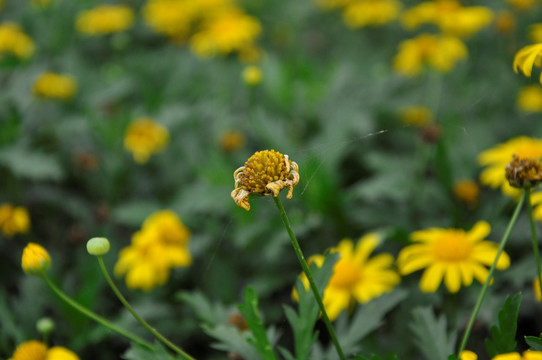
[393, 34, 467, 76]
[143, 0, 199, 39]
[21, 243, 51, 275]
[506, 0, 538, 11]
[535, 274, 542, 301]
[220, 130, 246, 152]
[114, 210, 192, 291]
[513, 43, 542, 84]
[341, 0, 402, 28]
[242, 65, 262, 85]
[124, 117, 169, 164]
[493, 352, 542, 360]
[9, 340, 79, 360]
[460, 350, 478, 360]
[478, 136, 542, 197]
[398, 221, 510, 293]
[76, 5, 135, 35]
[190, 8, 261, 57]
[495, 11, 516, 35]
[453, 179, 480, 207]
[293, 234, 400, 321]
[518, 85, 542, 112]
[399, 106, 433, 127]
[530, 191, 542, 222]
[0, 22, 35, 60]
[33, 72, 77, 100]
[0, 203, 30, 237]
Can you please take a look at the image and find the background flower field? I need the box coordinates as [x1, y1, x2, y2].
[2, 0, 542, 359]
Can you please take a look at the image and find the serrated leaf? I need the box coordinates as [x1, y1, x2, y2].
[410, 307, 456, 360]
[203, 323, 261, 360]
[485, 292, 521, 357]
[525, 334, 542, 351]
[0, 146, 64, 181]
[177, 291, 229, 326]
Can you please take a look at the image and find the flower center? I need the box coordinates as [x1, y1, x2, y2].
[240, 150, 289, 192]
[329, 260, 362, 290]
[432, 232, 472, 262]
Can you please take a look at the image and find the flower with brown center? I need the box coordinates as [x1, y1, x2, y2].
[231, 150, 299, 211]
[505, 154, 542, 188]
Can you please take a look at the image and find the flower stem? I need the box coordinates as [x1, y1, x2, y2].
[96, 257, 196, 360]
[525, 188, 542, 298]
[272, 196, 346, 360]
[457, 192, 526, 356]
[42, 274, 154, 350]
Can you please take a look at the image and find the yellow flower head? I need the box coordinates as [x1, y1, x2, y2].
[33, 72, 77, 100]
[0, 203, 30, 237]
[242, 65, 262, 85]
[518, 85, 542, 112]
[393, 33, 467, 76]
[124, 117, 169, 164]
[493, 352, 542, 360]
[231, 149, 300, 211]
[45, 347, 79, 360]
[513, 43, 542, 84]
[478, 136, 542, 197]
[398, 221, 510, 293]
[399, 106, 433, 127]
[21, 243, 51, 276]
[143, 0, 199, 39]
[453, 179, 480, 207]
[460, 350, 478, 360]
[0, 22, 35, 60]
[341, 0, 402, 29]
[293, 234, 400, 321]
[220, 130, 246, 152]
[9, 340, 79, 360]
[76, 5, 135, 35]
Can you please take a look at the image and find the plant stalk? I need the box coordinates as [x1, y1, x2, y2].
[525, 188, 542, 298]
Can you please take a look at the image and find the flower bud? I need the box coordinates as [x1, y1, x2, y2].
[36, 317, 55, 335]
[86, 237, 110, 256]
[22, 243, 51, 275]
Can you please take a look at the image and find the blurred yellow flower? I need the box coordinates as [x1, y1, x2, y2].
[190, 8, 261, 57]
[518, 85, 542, 112]
[0, 22, 35, 60]
[530, 191, 542, 222]
[453, 179, 479, 207]
[9, 340, 79, 360]
[293, 234, 400, 321]
[493, 351, 542, 360]
[398, 221, 510, 293]
[143, 0, 198, 39]
[399, 106, 433, 127]
[461, 350, 478, 360]
[393, 34, 467, 76]
[495, 11, 516, 35]
[242, 65, 262, 85]
[220, 130, 246, 152]
[124, 117, 169, 164]
[76, 5, 135, 35]
[33, 72, 77, 100]
[341, 0, 402, 28]
[0, 203, 30, 237]
[114, 210, 192, 291]
[21, 243, 51, 276]
[506, 0, 538, 11]
[478, 136, 542, 197]
[513, 43, 542, 84]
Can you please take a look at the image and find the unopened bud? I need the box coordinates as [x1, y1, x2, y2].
[86, 237, 110, 256]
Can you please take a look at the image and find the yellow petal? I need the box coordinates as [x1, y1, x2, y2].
[420, 263, 445, 293]
[444, 265, 461, 293]
[466, 221, 490, 243]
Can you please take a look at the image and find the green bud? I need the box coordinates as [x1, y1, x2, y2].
[86, 237, 110, 256]
[36, 317, 55, 335]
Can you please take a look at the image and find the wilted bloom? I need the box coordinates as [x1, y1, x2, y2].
[341, 0, 402, 28]
[33, 72, 77, 100]
[393, 34, 467, 76]
[0, 203, 30, 237]
[114, 210, 191, 291]
[453, 179, 479, 207]
[398, 221, 510, 293]
[76, 5, 135, 35]
[0, 22, 35, 60]
[124, 117, 169, 164]
[493, 352, 542, 360]
[513, 43, 542, 84]
[21, 243, 51, 275]
[293, 233, 400, 321]
[9, 340, 79, 360]
[399, 106, 433, 127]
[231, 150, 299, 211]
[220, 130, 246, 152]
[505, 154, 542, 188]
[242, 65, 262, 85]
[518, 86, 542, 112]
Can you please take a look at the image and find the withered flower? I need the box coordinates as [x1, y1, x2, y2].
[505, 154, 542, 188]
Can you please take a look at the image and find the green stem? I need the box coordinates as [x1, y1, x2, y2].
[272, 196, 346, 360]
[525, 188, 542, 297]
[457, 192, 526, 356]
[42, 274, 154, 350]
[97, 257, 196, 360]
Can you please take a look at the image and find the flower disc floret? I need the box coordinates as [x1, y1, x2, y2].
[21, 243, 51, 276]
[231, 149, 299, 211]
[506, 154, 542, 188]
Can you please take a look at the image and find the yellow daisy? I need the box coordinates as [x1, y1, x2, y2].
[9, 340, 79, 360]
[513, 43, 542, 84]
[397, 221, 510, 293]
[0, 203, 30, 237]
[518, 85, 542, 112]
[124, 117, 169, 164]
[493, 351, 542, 360]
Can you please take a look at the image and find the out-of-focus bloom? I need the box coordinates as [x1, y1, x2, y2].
[506, 0, 539, 11]
[399, 106, 433, 127]
[76, 5, 135, 35]
[341, 0, 402, 28]
[461, 350, 478, 360]
[535, 274, 542, 301]
[21, 243, 51, 276]
[505, 154, 542, 188]
[114, 210, 192, 291]
[531, 191, 542, 222]
[0, 22, 35, 60]
[398, 221, 510, 293]
[124, 117, 169, 164]
[231, 150, 299, 211]
[242, 65, 262, 85]
[33, 72, 77, 100]
[478, 137, 542, 197]
[143, 0, 198, 39]
[9, 340, 79, 360]
[495, 11, 516, 35]
[0, 203, 30, 237]
[393, 34, 467, 76]
[513, 43, 542, 84]
[36, 317, 55, 335]
[190, 8, 261, 57]
[493, 351, 542, 360]
[518, 85, 542, 112]
[293, 234, 400, 321]
[453, 179, 479, 207]
[220, 130, 246, 152]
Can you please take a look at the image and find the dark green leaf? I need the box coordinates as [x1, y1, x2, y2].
[485, 292, 521, 357]
[409, 307, 456, 360]
[525, 334, 542, 351]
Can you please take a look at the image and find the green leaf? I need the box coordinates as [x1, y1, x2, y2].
[0, 146, 64, 181]
[525, 334, 542, 351]
[485, 292, 521, 357]
[177, 291, 230, 326]
[409, 307, 457, 360]
[238, 287, 277, 360]
[122, 342, 176, 360]
[203, 324, 261, 360]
